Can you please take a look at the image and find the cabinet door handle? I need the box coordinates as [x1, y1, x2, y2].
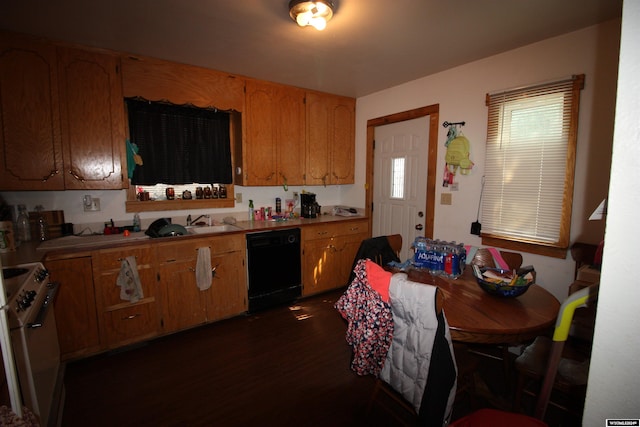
[41, 169, 59, 182]
[317, 231, 328, 236]
[122, 313, 141, 320]
[68, 169, 86, 182]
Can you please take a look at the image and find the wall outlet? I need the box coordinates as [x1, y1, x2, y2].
[84, 197, 100, 211]
[293, 192, 299, 203]
[236, 192, 242, 203]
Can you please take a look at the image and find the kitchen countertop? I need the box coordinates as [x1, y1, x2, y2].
[1, 214, 368, 266]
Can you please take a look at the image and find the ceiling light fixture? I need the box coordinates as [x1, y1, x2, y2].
[288, 0, 334, 31]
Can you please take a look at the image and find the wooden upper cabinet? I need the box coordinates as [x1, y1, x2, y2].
[0, 34, 65, 190]
[240, 80, 305, 186]
[57, 47, 127, 189]
[121, 55, 244, 112]
[305, 91, 355, 186]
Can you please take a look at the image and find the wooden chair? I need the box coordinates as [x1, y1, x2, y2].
[513, 284, 599, 420]
[385, 234, 402, 262]
[467, 248, 525, 385]
[570, 242, 598, 279]
[366, 236, 477, 424]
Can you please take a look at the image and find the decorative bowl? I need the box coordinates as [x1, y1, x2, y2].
[473, 267, 533, 298]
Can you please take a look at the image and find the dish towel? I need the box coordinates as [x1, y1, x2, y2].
[116, 256, 144, 303]
[196, 247, 212, 290]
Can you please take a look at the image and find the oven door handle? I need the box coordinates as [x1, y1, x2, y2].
[26, 282, 59, 329]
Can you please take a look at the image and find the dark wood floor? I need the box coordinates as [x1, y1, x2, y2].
[62, 290, 382, 427]
[59, 289, 580, 427]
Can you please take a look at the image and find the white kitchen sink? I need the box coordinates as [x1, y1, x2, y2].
[186, 224, 242, 235]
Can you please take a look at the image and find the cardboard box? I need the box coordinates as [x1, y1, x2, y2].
[577, 264, 601, 284]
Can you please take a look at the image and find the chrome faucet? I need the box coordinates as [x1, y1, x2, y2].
[187, 214, 210, 226]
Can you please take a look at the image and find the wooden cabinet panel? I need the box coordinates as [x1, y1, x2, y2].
[57, 47, 126, 189]
[0, 33, 64, 190]
[0, 32, 127, 190]
[305, 92, 355, 186]
[204, 249, 246, 321]
[93, 244, 161, 349]
[240, 80, 305, 186]
[302, 220, 368, 296]
[103, 303, 159, 347]
[158, 259, 208, 333]
[121, 55, 245, 112]
[158, 234, 247, 334]
[47, 257, 101, 360]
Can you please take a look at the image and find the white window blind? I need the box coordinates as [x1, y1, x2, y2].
[482, 75, 584, 248]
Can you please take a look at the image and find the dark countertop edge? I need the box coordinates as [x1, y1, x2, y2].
[1, 215, 368, 265]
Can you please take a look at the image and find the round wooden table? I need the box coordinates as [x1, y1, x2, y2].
[408, 268, 560, 344]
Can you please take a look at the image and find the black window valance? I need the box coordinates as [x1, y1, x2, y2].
[126, 98, 233, 185]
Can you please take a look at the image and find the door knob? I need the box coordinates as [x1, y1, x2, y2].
[415, 224, 423, 230]
[418, 211, 424, 218]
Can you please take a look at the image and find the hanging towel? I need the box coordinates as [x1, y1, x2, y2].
[116, 256, 144, 303]
[196, 247, 212, 290]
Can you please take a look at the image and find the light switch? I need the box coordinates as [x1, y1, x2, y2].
[441, 193, 452, 205]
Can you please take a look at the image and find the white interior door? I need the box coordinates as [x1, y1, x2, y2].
[372, 117, 429, 261]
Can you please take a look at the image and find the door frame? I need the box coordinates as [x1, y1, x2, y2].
[366, 104, 439, 240]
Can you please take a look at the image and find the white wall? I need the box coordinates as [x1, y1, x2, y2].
[584, 0, 640, 423]
[351, 20, 621, 300]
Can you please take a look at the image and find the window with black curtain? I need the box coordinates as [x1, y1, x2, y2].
[126, 98, 233, 185]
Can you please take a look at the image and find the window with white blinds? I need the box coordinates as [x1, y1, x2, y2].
[481, 75, 584, 256]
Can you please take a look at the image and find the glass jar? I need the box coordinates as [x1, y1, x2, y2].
[16, 204, 31, 243]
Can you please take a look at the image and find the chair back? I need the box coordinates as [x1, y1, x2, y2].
[534, 284, 599, 419]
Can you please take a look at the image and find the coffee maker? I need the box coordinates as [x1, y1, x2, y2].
[301, 192, 319, 218]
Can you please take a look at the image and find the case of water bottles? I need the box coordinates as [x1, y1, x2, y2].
[412, 237, 466, 278]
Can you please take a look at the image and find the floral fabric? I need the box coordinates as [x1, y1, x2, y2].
[335, 259, 394, 376]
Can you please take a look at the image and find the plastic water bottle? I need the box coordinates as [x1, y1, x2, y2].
[248, 200, 255, 221]
[133, 213, 141, 232]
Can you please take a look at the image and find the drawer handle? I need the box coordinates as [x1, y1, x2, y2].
[117, 256, 138, 261]
[317, 231, 328, 235]
[349, 227, 360, 231]
[122, 313, 141, 320]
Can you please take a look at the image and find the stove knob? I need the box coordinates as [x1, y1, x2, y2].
[17, 299, 30, 310]
[35, 268, 49, 282]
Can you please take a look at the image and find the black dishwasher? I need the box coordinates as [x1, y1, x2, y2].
[246, 228, 301, 313]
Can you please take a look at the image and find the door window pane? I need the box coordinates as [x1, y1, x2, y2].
[391, 157, 405, 199]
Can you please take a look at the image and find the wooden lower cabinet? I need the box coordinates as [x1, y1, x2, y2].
[47, 257, 101, 360]
[93, 244, 161, 349]
[302, 219, 368, 296]
[45, 221, 365, 358]
[157, 234, 247, 334]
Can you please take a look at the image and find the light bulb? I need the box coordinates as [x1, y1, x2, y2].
[310, 17, 327, 31]
[314, 2, 328, 14]
[296, 12, 310, 26]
